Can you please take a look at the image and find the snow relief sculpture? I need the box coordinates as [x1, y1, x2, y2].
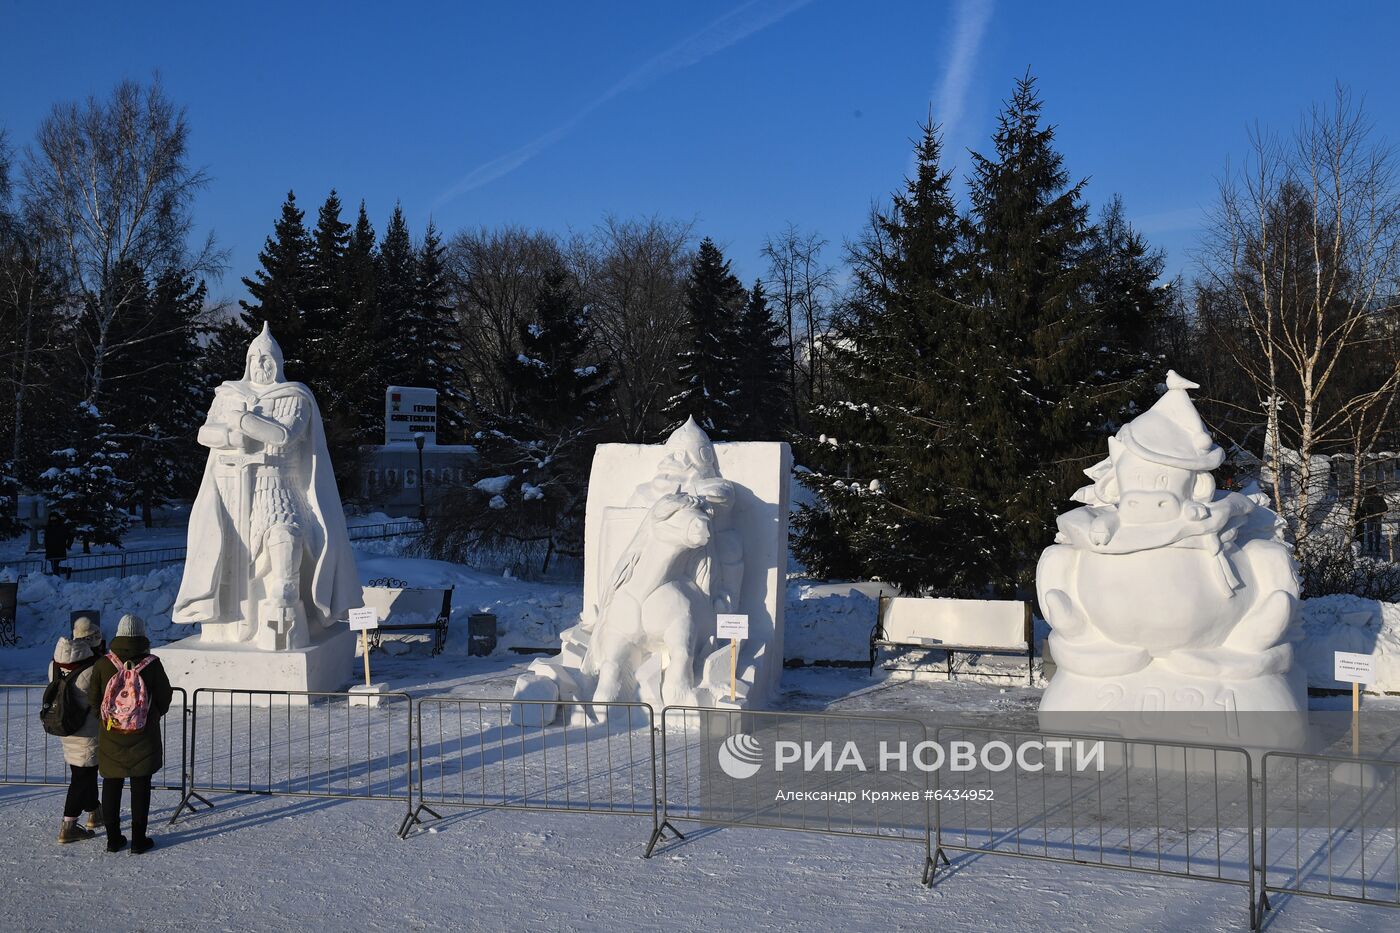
[513, 418, 790, 722]
[172, 323, 362, 651]
[1037, 372, 1307, 732]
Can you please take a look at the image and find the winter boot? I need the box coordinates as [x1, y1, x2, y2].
[86, 810, 101, 830]
[58, 820, 96, 844]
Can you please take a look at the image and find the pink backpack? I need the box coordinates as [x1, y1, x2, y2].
[100, 652, 155, 734]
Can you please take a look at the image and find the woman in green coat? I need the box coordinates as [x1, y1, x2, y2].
[87, 614, 172, 854]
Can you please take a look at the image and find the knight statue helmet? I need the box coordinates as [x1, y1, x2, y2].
[658, 416, 721, 480]
[243, 322, 286, 387]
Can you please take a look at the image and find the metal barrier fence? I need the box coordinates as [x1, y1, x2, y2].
[652, 706, 935, 883]
[1, 684, 187, 794]
[2, 520, 423, 581]
[931, 725, 1258, 928]
[171, 688, 414, 831]
[405, 697, 658, 840]
[1260, 750, 1400, 916]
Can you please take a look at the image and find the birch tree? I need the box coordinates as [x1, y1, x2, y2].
[1200, 88, 1400, 559]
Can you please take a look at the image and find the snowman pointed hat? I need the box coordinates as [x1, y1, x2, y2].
[1115, 371, 1224, 471]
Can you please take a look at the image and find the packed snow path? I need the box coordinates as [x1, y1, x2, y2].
[3, 661, 1395, 931]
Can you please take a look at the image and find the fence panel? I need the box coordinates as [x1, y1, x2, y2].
[173, 688, 413, 832]
[653, 705, 934, 882]
[1, 683, 186, 794]
[1260, 751, 1400, 915]
[406, 697, 657, 839]
[932, 725, 1258, 929]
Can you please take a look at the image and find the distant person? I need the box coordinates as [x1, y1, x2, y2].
[88, 614, 172, 854]
[44, 512, 73, 577]
[44, 637, 101, 842]
[72, 615, 105, 657]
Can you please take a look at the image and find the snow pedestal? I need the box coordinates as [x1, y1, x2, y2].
[154, 625, 356, 706]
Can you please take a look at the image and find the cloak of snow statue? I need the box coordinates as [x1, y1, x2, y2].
[513, 418, 790, 722]
[1038, 372, 1306, 740]
[156, 325, 361, 698]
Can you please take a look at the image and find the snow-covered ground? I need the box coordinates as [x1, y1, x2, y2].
[1, 660, 1392, 932]
[3, 547, 1400, 930]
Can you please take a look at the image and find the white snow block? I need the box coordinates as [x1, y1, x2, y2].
[154, 625, 356, 706]
[348, 683, 388, 708]
[511, 672, 560, 727]
[582, 438, 791, 705]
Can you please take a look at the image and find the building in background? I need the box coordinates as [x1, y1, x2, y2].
[358, 387, 477, 516]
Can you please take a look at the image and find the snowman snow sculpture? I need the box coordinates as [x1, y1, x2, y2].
[1037, 372, 1306, 740]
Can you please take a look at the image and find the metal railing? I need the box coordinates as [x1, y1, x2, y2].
[2, 520, 423, 582]
[405, 697, 658, 840]
[1260, 750, 1400, 915]
[171, 688, 414, 832]
[931, 724, 1259, 929]
[651, 705, 935, 883]
[1, 683, 187, 794]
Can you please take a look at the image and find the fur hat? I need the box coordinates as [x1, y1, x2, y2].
[53, 636, 92, 665]
[115, 614, 147, 638]
[72, 615, 101, 643]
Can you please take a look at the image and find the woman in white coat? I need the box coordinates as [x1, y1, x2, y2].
[49, 636, 100, 843]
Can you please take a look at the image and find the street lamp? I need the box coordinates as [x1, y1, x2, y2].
[414, 432, 427, 522]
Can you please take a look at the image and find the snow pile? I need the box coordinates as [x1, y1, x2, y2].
[356, 555, 582, 657]
[783, 581, 891, 665]
[1291, 594, 1400, 692]
[11, 564, 185, 651]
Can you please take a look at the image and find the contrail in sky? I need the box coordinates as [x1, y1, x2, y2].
[435, 0, 813, 207]
[932, 0, 994, 160]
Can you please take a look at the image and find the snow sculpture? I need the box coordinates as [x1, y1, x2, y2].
[156, 325, 360, 698]
[1038, 372, 1307, 734]
[513, 418, 790, 722]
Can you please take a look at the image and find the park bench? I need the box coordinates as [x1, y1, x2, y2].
[869, 596, 1034, 684]
[358, 577, 453, 656]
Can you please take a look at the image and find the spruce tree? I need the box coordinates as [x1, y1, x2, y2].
[303, 189, 352, 368]
[40, 401, 131, 551]
[376, 203, 417, 385]
[303, 190, 371, 469]
[965, 72, 1131, 589]
[414, 220, 466, 437]
[731, 280, 791, 440]
[240, 191, 312, 367]
[665, 237, 745, 438]
[345, 201, 382, 436]
[428, 270, 608, 571]
[792, 120, 995, 592]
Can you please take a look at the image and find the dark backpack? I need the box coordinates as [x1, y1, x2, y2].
[40, 667, 87, 737]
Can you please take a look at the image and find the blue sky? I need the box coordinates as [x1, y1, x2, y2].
[3, 0, 1397, 303]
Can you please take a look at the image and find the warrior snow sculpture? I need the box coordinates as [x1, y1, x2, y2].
[1038, 372, 1306, 724]
[173, 324, 361, 650]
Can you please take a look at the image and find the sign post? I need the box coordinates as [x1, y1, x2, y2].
[716, 614, 749, 703]
[1334, 651, 1376, 756]
[349, 606, 380, 689]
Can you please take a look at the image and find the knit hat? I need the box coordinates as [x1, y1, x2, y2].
[53, 636, 92, 665]
[115, 614, 147, 638]
[72, 615, 101, 643]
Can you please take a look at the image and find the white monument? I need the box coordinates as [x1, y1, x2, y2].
[155, 324, 362, 697]
[1038, 372, 1307, 742]
[513, 418, 791, 722]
